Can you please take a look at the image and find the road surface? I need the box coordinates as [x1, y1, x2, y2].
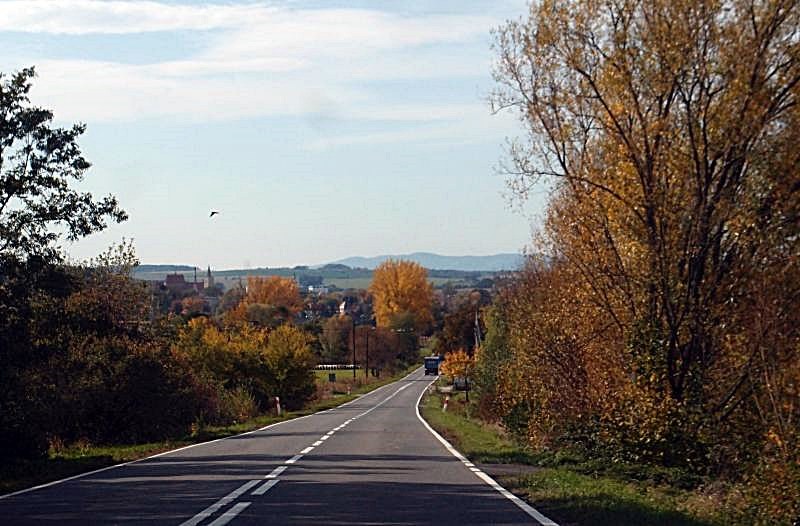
[0, 368, 554, 525]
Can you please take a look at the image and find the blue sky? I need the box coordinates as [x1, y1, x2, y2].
[0, 0, 545, 269]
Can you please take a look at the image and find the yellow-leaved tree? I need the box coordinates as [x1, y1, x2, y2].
[490, 0, 800, 520]
[440, 348, 475, 380]
[440, 349, 475, 401]
[226, 276, 302, 327]
[369, 259, 433, 330]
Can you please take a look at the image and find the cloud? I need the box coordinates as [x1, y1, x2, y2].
[305, 108, 516, 150]
[0, 1, 265, 34]
[0, 1, 493, 41]
[4, 1, 508, 146]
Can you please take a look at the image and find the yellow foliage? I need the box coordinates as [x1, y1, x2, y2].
[440, 349, 474, 379]
[490, 0, 800, 514]
[369, 259, 433, 329]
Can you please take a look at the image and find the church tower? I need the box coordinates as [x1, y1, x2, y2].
[206, 266, 215, 289]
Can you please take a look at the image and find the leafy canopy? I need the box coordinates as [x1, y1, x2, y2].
[369, 259, 433, 330]
[0, 67, 126, 260]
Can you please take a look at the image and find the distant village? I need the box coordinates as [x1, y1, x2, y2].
[141, 264, 497, 321]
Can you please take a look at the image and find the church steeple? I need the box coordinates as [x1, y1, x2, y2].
[206, 266, 214, 289]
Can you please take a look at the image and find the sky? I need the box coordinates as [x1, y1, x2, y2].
[0, 0, 546, 269]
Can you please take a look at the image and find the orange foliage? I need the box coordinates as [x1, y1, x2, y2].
[440, 348, 474, 380]
[245, 276, 302, 312]
[226, 276, 302, 326]
[488, 0, 800, 518]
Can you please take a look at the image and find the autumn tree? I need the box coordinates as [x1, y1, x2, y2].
[494, 0, 800, 401]
[491, 0, 800, 520]
[370, 259, 433, 331]
[440, 349, 475, 400]
[175, 318, 316, 414]
[226, 276, 302, 327]
[244, 276, 302, 311]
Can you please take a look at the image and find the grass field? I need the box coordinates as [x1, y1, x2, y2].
[420, 387, 727, 526]
[313, 368, 358, 382]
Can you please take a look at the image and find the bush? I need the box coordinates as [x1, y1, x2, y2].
[214, 386, 259, 425]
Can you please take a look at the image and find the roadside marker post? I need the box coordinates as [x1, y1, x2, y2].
[442, 395, 450, 412]
[275, 397, 282, 416]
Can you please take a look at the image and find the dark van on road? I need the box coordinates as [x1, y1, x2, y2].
[424, 355, 441, 375]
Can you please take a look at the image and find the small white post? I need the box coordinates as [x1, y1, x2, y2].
[275, 396, 282, 416]
[442, 395, 450, 412]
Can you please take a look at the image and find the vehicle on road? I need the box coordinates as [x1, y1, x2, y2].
[424, 355, 441, 375]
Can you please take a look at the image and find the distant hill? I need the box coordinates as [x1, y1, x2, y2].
[136, 264, 195, 273]
[327, 252, 525, 271]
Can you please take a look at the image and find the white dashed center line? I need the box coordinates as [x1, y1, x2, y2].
[180, 379, 416, 526]
[207, 501, 251, 526]
[252, 479, 279, 496]
[285, 454, 303, 464]
[179, 479, 260, 526]
[265, 465, 286, 479]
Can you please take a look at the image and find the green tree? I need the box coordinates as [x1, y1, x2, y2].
[0, 67, 126, 259]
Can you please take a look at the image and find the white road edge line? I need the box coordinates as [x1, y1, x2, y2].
[0, 367, 424, 501]
[179, 479, 260, 526]
[207, 501, 251, 526]
[252, 479, 279, 496]
[414, 376, 559, 526]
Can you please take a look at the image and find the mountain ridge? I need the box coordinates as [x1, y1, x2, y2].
[326, 252, 524, 271]
[135, 253, 525, 274]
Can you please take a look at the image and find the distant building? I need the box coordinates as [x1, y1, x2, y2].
[164, 272, 204, 294]
[205, 266, 215, 289]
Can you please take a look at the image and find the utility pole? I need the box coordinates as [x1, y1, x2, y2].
[352, 318, 356, 380]
[365, 330, 369, 379]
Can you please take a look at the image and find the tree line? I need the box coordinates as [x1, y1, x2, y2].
[464, 1, 799, 523]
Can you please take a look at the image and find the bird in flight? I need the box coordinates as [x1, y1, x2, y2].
[209, 210, 220, 217]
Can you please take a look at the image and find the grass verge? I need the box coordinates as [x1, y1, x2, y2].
[420, 387, 726, 526]
[0, 364, 420, 496]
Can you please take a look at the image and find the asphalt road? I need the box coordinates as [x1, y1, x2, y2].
[0, 368, 554, 525]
